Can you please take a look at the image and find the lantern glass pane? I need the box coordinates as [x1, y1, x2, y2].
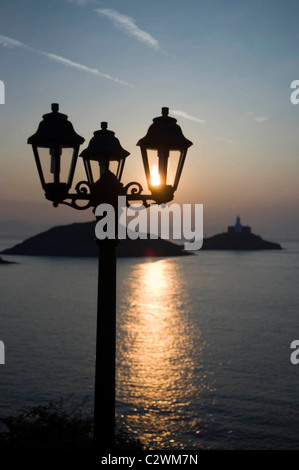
[146, 149, 181, 187]
[83, 159, 93, 185]
[60, 148, 74, 183]
[36, 146, 75, 185]
[146, 149, 160, 187]
[59, 147, 75, 184]
[87, 160, 101, 182]
[84, 159, 121, 182]
[36, 147, 58, 184]
[108, 160, 120, 178]
[166, 150, 181, 186]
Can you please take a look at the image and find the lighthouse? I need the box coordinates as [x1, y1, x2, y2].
[228, 216, 251, 234]
[235, 215, 242, 233]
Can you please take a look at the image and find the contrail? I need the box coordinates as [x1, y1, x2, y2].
[0, 34, 132, 86]
[43, 52, 131, 86]
[95, 9, 159, 50]
[172, 109, 205, 124]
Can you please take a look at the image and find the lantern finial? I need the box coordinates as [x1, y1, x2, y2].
[51, 103, 59, 113]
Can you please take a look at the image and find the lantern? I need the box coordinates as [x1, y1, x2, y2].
[137, 107, 193, 204]
[27, 103, 85, 204]
[80, 122, 130, 186]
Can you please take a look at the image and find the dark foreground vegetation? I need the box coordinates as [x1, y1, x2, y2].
[0, 395, 145, 451]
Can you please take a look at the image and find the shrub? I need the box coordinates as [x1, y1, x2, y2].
[0, 395, 145, 451]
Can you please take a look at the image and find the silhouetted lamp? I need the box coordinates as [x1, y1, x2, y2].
[80, 121, 130, 185]
[27, 103, 85, 206]
[27, 103, 193, 453]
[137, 107, 193, 204]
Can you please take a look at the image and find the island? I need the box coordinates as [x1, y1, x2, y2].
[201, 216, 282, 250]
[1, 221, 190, 258]
[0, 256, 16, 264]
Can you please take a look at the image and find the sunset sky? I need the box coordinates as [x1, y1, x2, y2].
[1, 0, 299, 240]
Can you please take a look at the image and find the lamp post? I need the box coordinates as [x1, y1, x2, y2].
[28, 104, 192, 453]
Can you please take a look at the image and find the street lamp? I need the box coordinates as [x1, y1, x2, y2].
[28, 104, 193, 452]
[80, 121, 130, 184]
[137, 106, 193, 205]
[27, 103, 85, 207]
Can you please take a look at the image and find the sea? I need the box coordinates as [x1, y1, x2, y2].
[1, 236, 299, 451]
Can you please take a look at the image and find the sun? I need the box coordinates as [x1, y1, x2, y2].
[151, 166, 160, 186]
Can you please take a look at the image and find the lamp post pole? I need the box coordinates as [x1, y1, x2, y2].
[27, 105, 192, 454]
[92, 172, 123, 452]
[94, 238, 119, 451]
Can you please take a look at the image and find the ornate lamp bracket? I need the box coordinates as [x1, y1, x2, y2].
[122, 182, 158, 208]
[56, 180, 93, 210]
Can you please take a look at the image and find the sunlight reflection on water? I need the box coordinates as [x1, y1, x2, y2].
[116, 258, 212, 450]
[2, 245, 299, 449]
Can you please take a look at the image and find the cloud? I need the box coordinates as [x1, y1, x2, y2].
[0, 34, 25, 48]
[172, 110, 205, 124]
[254, 116, 270, 123]
[0, 33, 131, 86]
[44, 52, 131, 86]
[67, 0, 95, 5]
[95, 8, 159, 49]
